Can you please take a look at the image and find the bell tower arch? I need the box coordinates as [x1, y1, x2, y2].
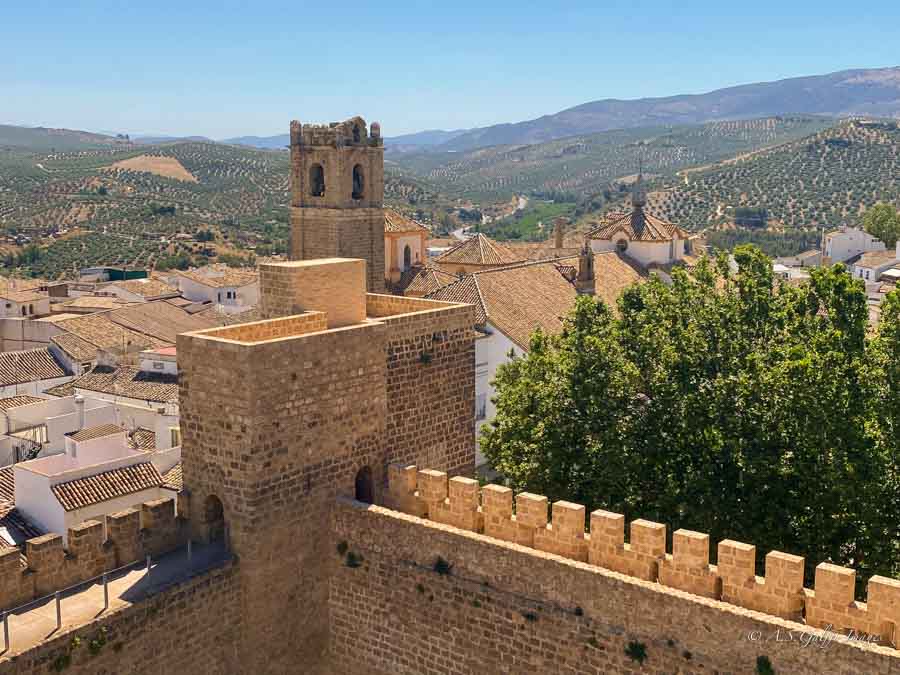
[289, 116, 385, 291]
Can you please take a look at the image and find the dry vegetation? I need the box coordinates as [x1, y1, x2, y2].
[105, 154, 198, 182]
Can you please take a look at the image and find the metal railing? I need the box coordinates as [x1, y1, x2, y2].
[0, 539, 229, 653]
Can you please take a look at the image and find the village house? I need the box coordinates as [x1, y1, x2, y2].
[12, 423, 180, 544]
[0, 289, 51, 319]
[0, 348, 72, 398]
[99, 278, 180, 303]
[852, 241, 900, 283]
[174, 267, 260, 313]
[823, 225, 886, 264]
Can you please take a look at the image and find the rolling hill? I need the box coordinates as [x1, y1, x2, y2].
[652, 119, 900, 231]
[0, 125, 131, 152]
[417, 67, 900, 152]
[389, 116, 834, 202]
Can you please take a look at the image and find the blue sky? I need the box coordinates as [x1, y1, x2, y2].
[3, 1, 899, 138]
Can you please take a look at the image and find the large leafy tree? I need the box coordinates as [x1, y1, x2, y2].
[482, 246, 900, 586]
[863, 202, 900, 248]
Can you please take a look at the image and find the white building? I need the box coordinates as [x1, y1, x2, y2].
[823, 226, 886, 264]
[0, 393, 179, 466]
[0, 290, 51, 319]
[588, 178, 688, 268]
[100, 278, 179, 303]
[851, 243, 900, 283]
[175, 267, 259, 314]
[13, 423, 178, 544]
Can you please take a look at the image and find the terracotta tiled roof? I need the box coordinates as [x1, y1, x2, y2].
[108, 300, 219, 344]
[0, 395, 44, 412]
[61, 366, 178, 403]
[53, 314, 165, 353]
[51, 462, 163, 511]
[0, 467, 14, 505]
[556, 252, 646, 310]
[107, 278, 178, 299]
[0, 290, 46, 303]
[176, 268, 258, 289]
[588, 208, 688, 243]
[67, 423, 125, 443]
[384, 209, 429, 234]
[50, 333, 97, 362]
[428, 261, 577, 350]
[162, 463, 183, 491]
[60, 296, 135, 310]
[856, 250, 898, 268]
[128, 427, 157, 450]
[44, 380, 76, 398]
[435, 233, 525, 267]
[395, 266, 458, 297]
[0, 348, 69, 387]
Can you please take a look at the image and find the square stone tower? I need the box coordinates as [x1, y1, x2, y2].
[289, 116, 386, 292]
[177, 257, 475, 672]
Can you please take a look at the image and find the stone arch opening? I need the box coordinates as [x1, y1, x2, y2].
[403, 244, 412, 269]
[309, 164, 325, 197]
[352, 164, 365, 200]
[352, 124, 361, 144]
[616, 238, 628, 253]
[354, 466, 374, 504]
[204, 494, 226, 542]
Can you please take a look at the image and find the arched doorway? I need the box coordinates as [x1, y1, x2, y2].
[403, 244, 412, 270]
[354, 466, 374, 504]
[204, 494, 225, 543]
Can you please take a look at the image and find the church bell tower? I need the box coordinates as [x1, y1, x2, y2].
[289, 116, 385, 291]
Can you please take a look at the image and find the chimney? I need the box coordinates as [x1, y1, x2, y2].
[74, 394, 85, 431]
[576, 237, 595, 295]
[553, 217, 568, 250]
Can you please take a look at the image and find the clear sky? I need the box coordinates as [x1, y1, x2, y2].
[3, 0, 899, 139]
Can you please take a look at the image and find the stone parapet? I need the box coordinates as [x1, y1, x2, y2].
[387, 464, 900, 648]
[0, 497, 183, 612]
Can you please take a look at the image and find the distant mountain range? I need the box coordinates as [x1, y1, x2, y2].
[433, 67, 900, 152]
[5, 66, 900, 155]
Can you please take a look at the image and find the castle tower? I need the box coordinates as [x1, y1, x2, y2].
[289, 116, 385, 291]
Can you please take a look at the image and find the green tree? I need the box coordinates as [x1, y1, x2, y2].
[863, 203, 900, 248]
[482, 247, 900, 588]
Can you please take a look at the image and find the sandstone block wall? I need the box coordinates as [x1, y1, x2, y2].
[0, 497, 182, 613]
[259, 260, 366, 327]
[0, 560, 240, 674]
[178, 318, 390, 673]
[386, 466, 900, 653]
[368, 297, 476, 476]
[330, 499, 900, 675]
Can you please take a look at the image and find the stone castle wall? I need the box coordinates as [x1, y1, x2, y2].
[367, 295, 476, 476]
[0, 498, 182, 614]
[0, 561, 240, 674]
[329, 497, 900, 675]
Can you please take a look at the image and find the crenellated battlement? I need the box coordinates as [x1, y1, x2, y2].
[290, 116, 382, 148]
[386, 465, 900, 648]
[0, 497, 184, 613]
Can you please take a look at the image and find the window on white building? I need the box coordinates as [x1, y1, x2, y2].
[475, 393, 487, 421]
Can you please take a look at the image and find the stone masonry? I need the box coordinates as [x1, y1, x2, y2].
[177, 257, 474, 673]
[290, 117, 385, 292]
